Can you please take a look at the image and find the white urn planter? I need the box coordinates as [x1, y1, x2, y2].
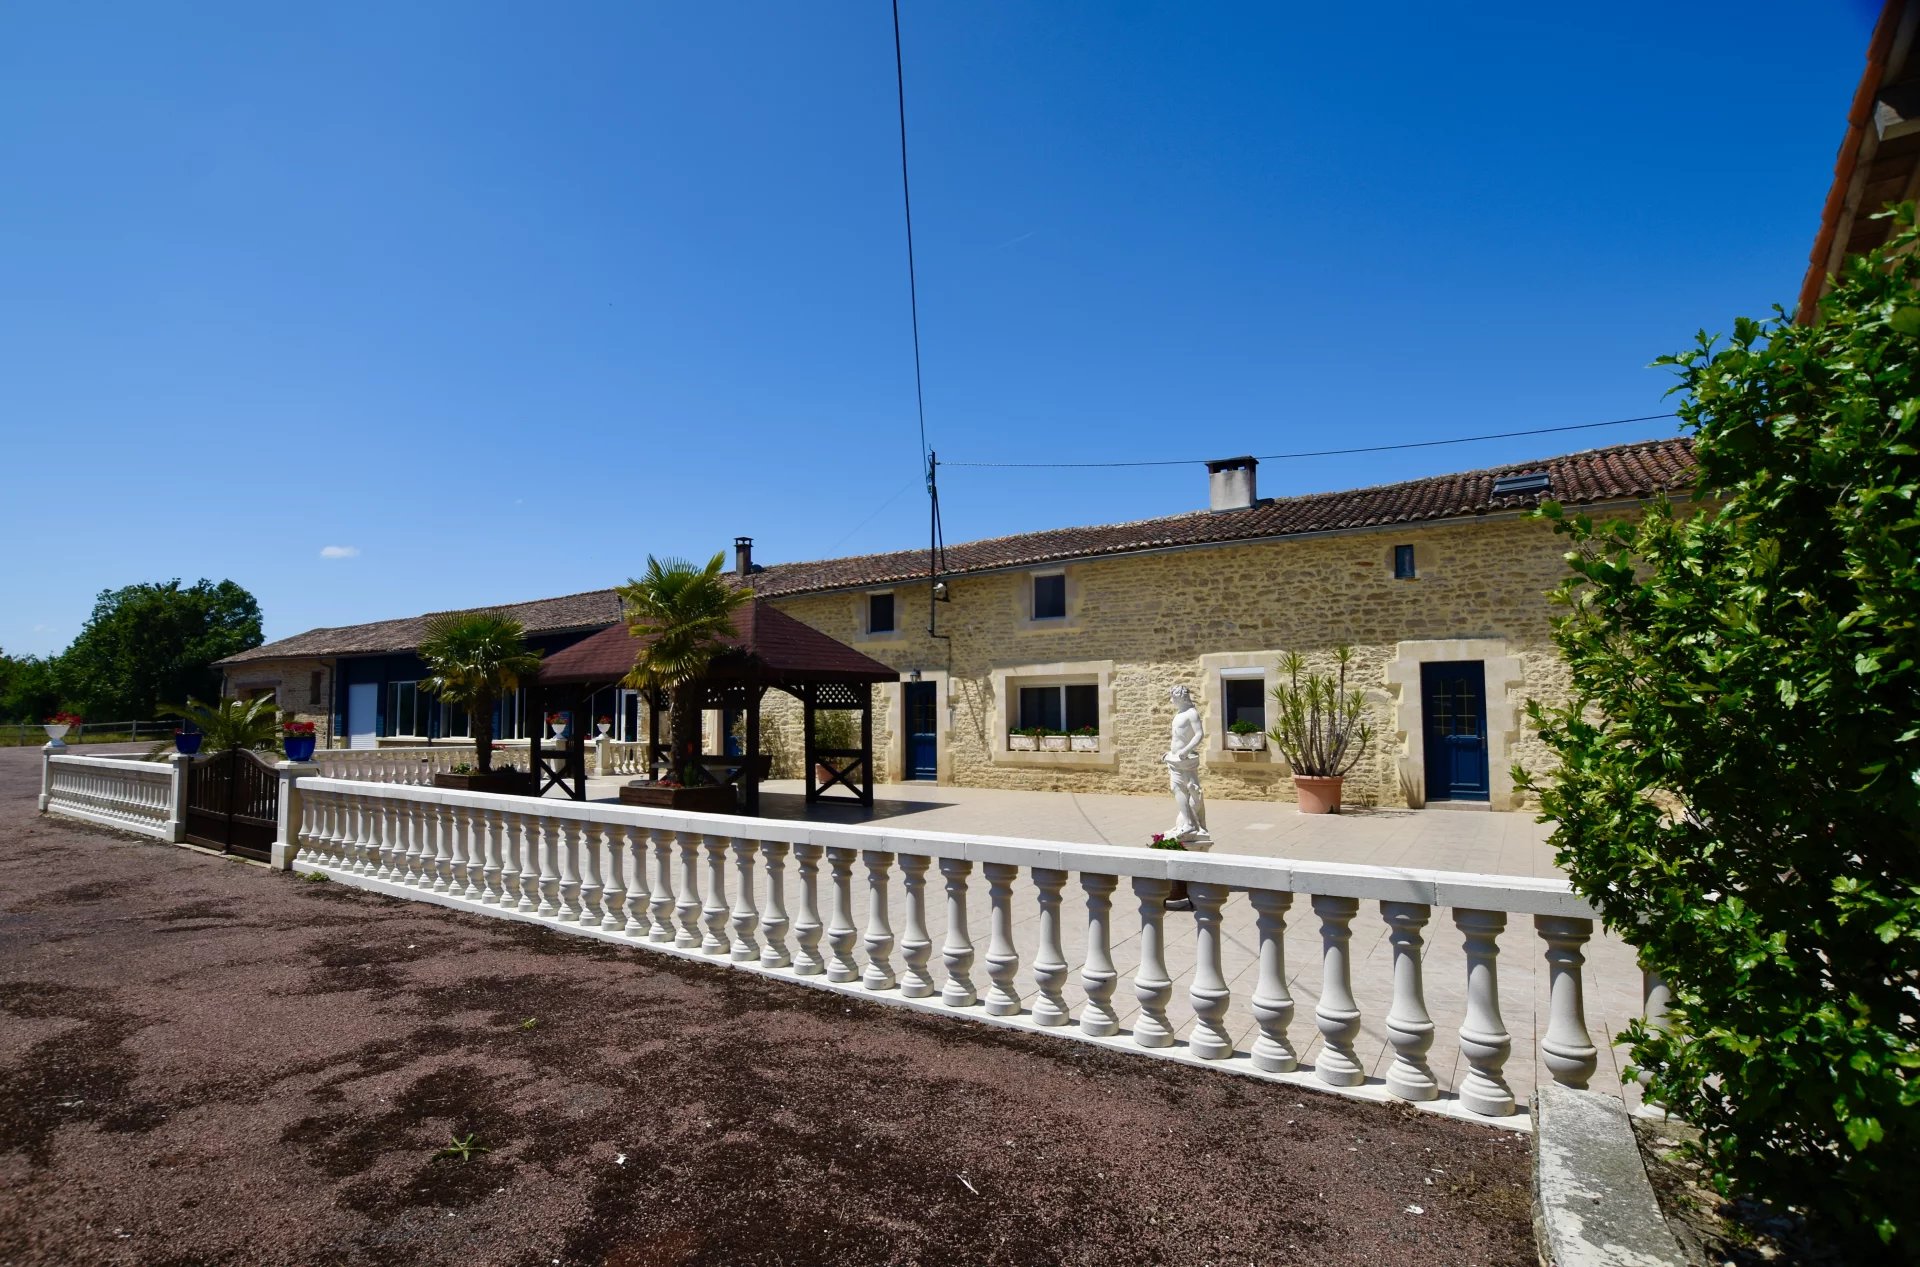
[1039, 734, 1070, 752]
[1225, 730, 1267, 751]
[1008, 733, 1038, 751]
[42, 723, 70, 748]
[596, 723, 611, 737]
[1070, 733, 1099, 752]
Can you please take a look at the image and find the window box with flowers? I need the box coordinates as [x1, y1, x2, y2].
[282, 720, 318, 762]
[43, 712, 82, 748]
[1007, 727, 1041, 752]
[1070, 725, 1100, 752]
[1225, 719, 1268, 751]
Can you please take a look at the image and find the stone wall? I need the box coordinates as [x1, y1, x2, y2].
[220, 658, 334, 745]
[764, 511, 1607, 811]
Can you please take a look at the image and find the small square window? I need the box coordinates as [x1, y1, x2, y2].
[1224, 678, 1265, 731]
[1393, 544, 1417, 579]
[1032, 573, 1067, 620]
[868, 592, 895, 635]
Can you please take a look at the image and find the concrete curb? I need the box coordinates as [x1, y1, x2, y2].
[1533, 1082, 1687, 1267]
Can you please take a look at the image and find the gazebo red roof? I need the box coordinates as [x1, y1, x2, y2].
[536, 600, 899, 688]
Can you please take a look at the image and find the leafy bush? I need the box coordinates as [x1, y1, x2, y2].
[1520, 209, 1920, 1256]
[1266, 647, 1372, 777]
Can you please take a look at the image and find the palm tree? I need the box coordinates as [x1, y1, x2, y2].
[415, 612, 543, 775]
[152, 695, 281, 756]
[617, 553, 750, 780]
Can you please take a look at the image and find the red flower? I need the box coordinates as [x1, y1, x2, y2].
[282, 721, 317, 735]
[44, 713, 83, 727]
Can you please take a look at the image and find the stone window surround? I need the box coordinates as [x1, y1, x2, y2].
[1383, 638, 1526, 811]
[1015, 566, 1081, 632]
[987, 658, 1117, 768]
[878, 668, 951, 784]
[1197, 651, 1282, 770]
[853, 589, 905, 643]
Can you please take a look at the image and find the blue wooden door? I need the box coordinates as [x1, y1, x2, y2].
[1421, 661, 1489, 801]
[903, 682, 938, 780]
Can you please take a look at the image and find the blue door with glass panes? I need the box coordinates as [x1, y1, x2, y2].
[1420, 661, 1489, 801]
[903, 682, 938, 780]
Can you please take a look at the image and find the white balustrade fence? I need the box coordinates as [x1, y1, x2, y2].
[597, 740, 649, 777]
[286, 777, 1622, 1127]
[41, 753, 183, 841]
[312, 743, 532, 785]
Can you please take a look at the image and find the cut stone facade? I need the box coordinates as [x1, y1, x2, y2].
[764, 511, 1602, 811]
[220, 657, 334, 746]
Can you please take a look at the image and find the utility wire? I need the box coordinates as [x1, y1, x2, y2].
[892, 0, 929, 467]
[938, 412, 1681, 469]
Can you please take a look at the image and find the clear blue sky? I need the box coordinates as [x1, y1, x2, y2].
[0, 2, 1878, 656]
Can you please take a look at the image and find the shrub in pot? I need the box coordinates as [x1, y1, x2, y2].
[414, 610, 543, 793]
[1267, 646, 1373, 814]
[810, 708, 859, 785]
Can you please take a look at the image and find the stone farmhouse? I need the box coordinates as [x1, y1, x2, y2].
[218, 437, 1695, 812]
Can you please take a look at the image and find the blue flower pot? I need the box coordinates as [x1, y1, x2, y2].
[284, 735, 317, 762]
[174, 732, 203, 755]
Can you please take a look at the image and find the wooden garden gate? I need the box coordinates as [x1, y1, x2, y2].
[184, 748, 279, 862]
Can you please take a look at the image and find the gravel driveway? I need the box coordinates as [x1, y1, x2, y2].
[0, 745, 1534, 1266]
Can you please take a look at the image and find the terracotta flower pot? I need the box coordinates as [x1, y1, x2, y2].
[1293, 774, 1344, 814]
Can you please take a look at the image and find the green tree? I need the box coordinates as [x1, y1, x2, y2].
[0, 651, 62, 723]
[1521, 209, 1920, 1255]
[616, 554, 751, 779]
[58, 580, 262, 720]
[415, 612, 542, 775]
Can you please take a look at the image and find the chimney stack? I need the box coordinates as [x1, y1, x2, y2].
[1206, 457, 1258, 512]
[734, 536, 753, 575]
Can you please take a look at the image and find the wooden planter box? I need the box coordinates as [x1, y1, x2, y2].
[1225, 731, 1268, 751]
[432, 771, 535, 795]
[618, 783, 737, 814]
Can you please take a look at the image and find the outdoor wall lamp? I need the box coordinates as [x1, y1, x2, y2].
[932, 580, 950, 602]
[907, 669, 923, 682]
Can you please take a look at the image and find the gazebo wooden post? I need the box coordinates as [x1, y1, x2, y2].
[568, 691, 588, 801]
[744, 680, 763, 816]
[528, 680, 545, 791]
[859, 683, 874, 807]
[802, 683, 820, 805]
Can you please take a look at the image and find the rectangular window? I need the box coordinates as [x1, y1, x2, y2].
[388, 681, 423, 736]
[1017, 683, 1098, 732]
[868, 592, 895, 635]
[309, 670, 323, 707]
[1224, 677, 1265, 731]
[1394, 544, 1417, 579]
[1032, 573, 1067, 620]
[439, 700, 470, 738]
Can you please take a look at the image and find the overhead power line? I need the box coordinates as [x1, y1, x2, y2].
[937, 412, 1682, 470]
[892, 0, 929, 467]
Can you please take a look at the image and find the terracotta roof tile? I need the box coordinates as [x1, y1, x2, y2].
[221, 437, 1694, 666]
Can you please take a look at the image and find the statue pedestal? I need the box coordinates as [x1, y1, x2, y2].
[1175, 830, 1213, 853]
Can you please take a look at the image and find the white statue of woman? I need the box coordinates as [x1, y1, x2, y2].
[1164, 684, 1210, 844]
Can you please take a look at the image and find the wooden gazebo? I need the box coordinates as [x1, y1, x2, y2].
[529, 600, 899, 813]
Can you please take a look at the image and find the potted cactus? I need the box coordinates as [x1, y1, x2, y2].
[1225, 718, 1267, 751]
[1267, 646, 1373, 813]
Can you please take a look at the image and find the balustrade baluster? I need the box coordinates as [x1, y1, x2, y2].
[938, 859, 977, 1007]
[729, 837, 760, 963]
[433, 803, 459, 894]
[1535, 915, 1598, 1088]
[451, 805, 476, 899]
[860, 850, 898, 990]
[599, 821, 627, 931]
[981, 862, 1022, 1016]
[1031, 868, 1070, 1026]
[554, 818, 583, 922]
[791, 843, 825, 974]
[701, 835, 730, 956]
[371, 797, 395, 880]
[573, 818, 601, 923]
[534, 815, 560, 917]
[1454, 909, 1513, 1116]
[494, 810, 520, 906]
[1131, 876, 1175, 1047]
[475, 807, 502, 903]
[1311, 895, 1364, 1087]
[1248, 890, 1298, 1072]
[759, 840, 791, 968]
[897, 855, 933, 997]
[1382, 901, 1438, 1100]
[620, 824, 649, 937]
[824, 847, 860, 982]
[509, 813, 535, 912]
[647, 829, 676, 942]
[675, 832, 703, 947]
[1077, 874, 1120, 1035]
[1187, 882, 1234, 1058]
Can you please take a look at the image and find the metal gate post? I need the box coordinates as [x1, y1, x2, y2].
[270, 758, 317, 871]
[165, 753, 189, 842]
